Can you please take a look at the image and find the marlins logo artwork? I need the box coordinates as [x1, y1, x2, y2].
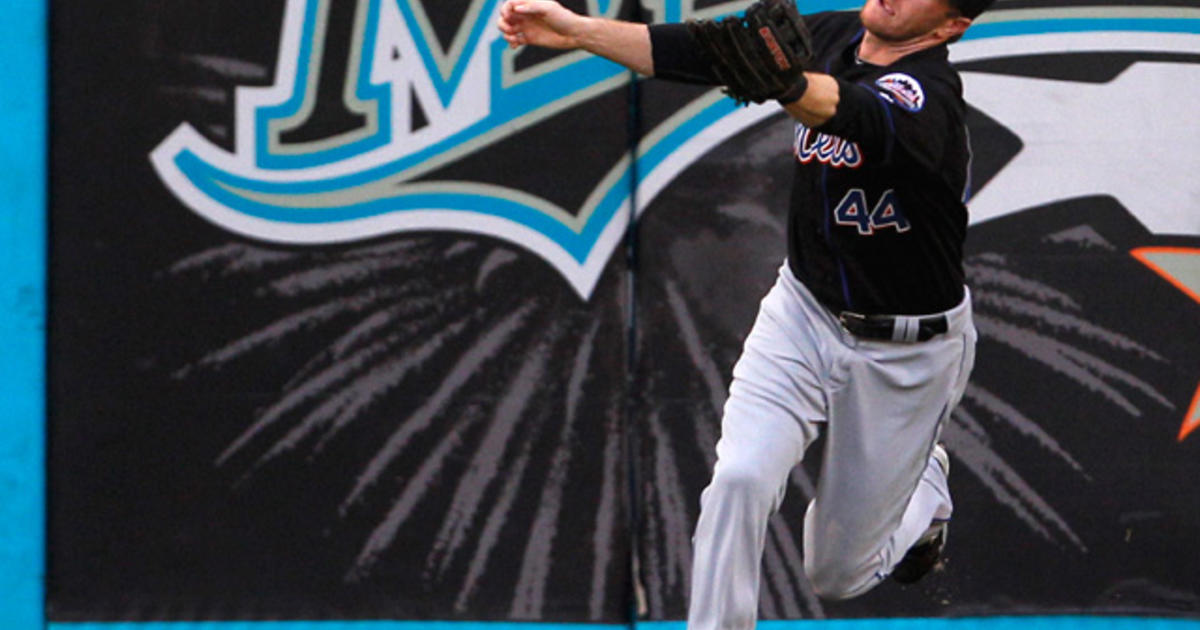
[152, 0, 764, 298]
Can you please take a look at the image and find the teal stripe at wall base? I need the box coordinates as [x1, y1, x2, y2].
[45, 619, 1200, 630]
[646, 619, 1200, 630]
[0, 0, 46, 630]
[48, 623, 616, 630]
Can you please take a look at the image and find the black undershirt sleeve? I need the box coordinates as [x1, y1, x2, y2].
[648, 23, 720, 85]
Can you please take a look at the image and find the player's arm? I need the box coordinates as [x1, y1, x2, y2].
[788, 74, 950, 168]
[499, 0, 822, 98]
[783, 77, 903, 162]
[497, 0, 730, 83]
[498, 0, 655, 76]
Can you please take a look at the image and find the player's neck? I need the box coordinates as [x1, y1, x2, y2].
[857, 31, 942, 66]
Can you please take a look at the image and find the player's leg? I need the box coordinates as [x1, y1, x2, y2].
[889, 441, 952, 584]
[802, 300, 976, 600]
[888, 321, 975, 579]
[686, 268, 826, 630]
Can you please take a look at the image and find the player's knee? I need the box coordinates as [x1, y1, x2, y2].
[804, 556, 873, 600]
[706, 460, 783, 512]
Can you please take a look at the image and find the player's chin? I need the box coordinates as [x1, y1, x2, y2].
[860, 0, 892, 21]
[862, 18, 924, 44]
[860, 6, 894, 35]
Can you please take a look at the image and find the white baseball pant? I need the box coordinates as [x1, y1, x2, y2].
[687, 263, 976, 630]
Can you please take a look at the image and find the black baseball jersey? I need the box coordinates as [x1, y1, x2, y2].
[650, 11, 971, 316]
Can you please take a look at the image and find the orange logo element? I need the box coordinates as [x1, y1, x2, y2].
[1131, 247, 1200, 441]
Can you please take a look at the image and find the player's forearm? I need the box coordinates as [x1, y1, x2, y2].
[574, 17, 654, 76]
[782, 73, 839, 128]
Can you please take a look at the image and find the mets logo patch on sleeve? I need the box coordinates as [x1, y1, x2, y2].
[875, 73, 925, 112]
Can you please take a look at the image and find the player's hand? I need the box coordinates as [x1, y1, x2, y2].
[497, 0, 585, 50]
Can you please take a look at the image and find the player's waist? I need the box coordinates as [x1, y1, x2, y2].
[837, 310, 946, 343]
[836, 288, 972, 343]
[780, 262, 971, 344]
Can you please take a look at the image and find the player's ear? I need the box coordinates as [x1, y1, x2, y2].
[938, 15, 971, 42]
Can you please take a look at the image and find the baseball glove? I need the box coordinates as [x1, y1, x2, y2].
[686, 0, 814, 105]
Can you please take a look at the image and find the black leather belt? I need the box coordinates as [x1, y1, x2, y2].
[838, 311, 949, 342]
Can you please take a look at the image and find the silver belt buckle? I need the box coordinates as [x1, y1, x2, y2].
[838, 310, 865, 328]
[837, 311, 872, 337]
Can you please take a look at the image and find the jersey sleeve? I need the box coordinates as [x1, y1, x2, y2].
[648, 23, 719, 85]
[649, 10, 836, 86]
[814, 70, 959, 171]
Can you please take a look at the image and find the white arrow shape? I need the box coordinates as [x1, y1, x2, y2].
[963, 62, 1200, 237]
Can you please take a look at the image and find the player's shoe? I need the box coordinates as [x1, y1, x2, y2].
[891, 443, 950, 585]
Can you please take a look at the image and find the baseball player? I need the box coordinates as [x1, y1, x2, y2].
[498, 0, 993, 625]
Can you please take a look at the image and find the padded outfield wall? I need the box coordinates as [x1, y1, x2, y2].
[2, 0, 1199, 628]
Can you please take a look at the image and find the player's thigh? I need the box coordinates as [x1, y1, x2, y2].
[726, 269, 829, 431]
[709, 392, 815, 514]
[807, 331, 973, 564]
[711, 299, 826, 507]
